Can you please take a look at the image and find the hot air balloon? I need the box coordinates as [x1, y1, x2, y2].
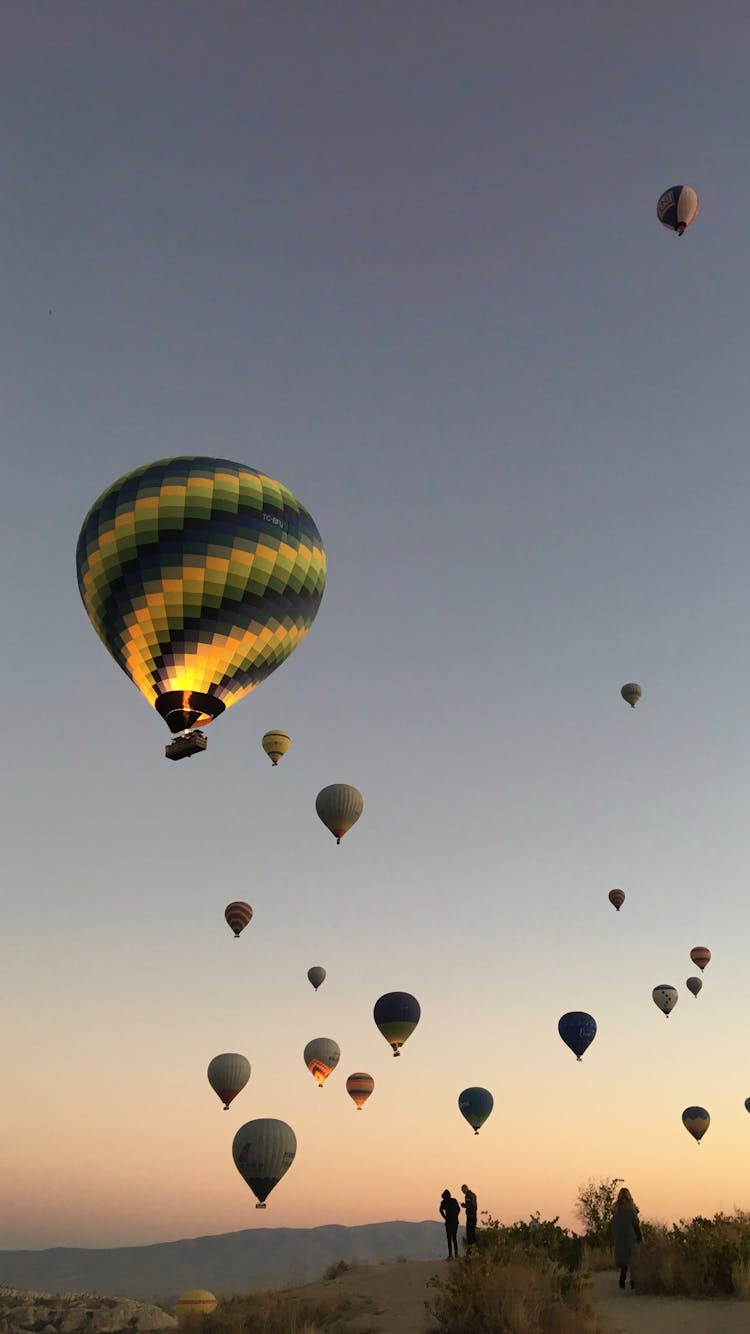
[346, 1072, 375, 1110]
[620, 683, 642, 709]
[76, 458, 326, 759]
[304, 1037, 340, 1087]
[176, 1292, 217, 1326]
[744, 1098, 750, 1114]
[315, 784, 363, 844]
[225, 902, 253, 938]
[690, 946, 711, 971]
[558, 1012, 597, 1061]
[307, 966, 326, 991]
[207, 1053, 251, 1110]
[652, 985, 678, 1017]
[657, 186, 700, 236]
[232, 1118, 297, 1208]
[608, 888, 625, 912]
[373, 991, 421, 1056]
[686, 976, 703, 998]
[682, 1107, 710, 1143]
[458, 1087, 494, 1135]
[262, 730, 291, 766]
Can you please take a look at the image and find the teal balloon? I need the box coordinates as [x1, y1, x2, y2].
[458, 1087, 494, 1135]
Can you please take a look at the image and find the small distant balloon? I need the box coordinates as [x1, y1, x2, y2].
[307, 966, 326, 991]
[207, 1053, 251, 1110]
[304, 1036, 340, 1087]
[690, 946, 711, 971]
[744, 1098, 750, 1114]
[458, 1087, 494, 1135]
[346, 1072, 375, 1110]
[176, 1292, 217, 1326]
[315, 784, 364, 844]
[657, 185, 700, 236]
[682, 1106, 710, 1143]
[652, 985, 678, 1017]
[373, 991, 421, 1056]
[686, 976, 703, 998]
[608, 888, 625, 912]
[620, 683, 642, 709]
[262, 730, 291, 766]
[225, 901, 253, 938]
[232, 1118, 297, 1208]
[558, 1012, 597, 1061]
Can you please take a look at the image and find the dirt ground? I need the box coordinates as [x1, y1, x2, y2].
[287, 1259, 750, 1333]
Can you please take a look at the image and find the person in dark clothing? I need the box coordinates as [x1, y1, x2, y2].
[461, 1183, 478, 1247]
[439, 1189, 460, 1258]
[612, 1186, 642, 1289]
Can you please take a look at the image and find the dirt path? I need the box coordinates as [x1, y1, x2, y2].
[289, 1260, 750, 1333]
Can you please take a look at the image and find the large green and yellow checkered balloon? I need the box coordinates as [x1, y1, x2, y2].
[76, 457, 326, 734]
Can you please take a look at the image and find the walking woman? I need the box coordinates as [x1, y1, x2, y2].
[612, 1186, 642, 1289]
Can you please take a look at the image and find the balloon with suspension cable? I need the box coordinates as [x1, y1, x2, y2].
[373, 992, 421, 1056]
[207, 1053, 251, 1110]
[458, 1086, 494, 1134]
[652, 984, 678, 1017]
[262, 730, 291, 766]
[225, 902, 253, 938]
[558, 1012, 597, 1061]
[307, 966, 326, 991]
[315, 784, 364, 844]
[657, 185, 700, 236]
[682, 1107, 710, 1143]
[346, 1073, 374, 1110]
[686, 976, 702, 998]
[608, 888, 625, 911]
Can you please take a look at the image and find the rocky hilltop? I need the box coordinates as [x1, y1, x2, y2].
[0, 1288, 175, 1334]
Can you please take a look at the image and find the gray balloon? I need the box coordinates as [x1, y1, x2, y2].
[307, 966, 326, 991]
[207, 1052, 251, 1109]
[686, 976, 703, 998]
[303, 1036, 341, 1086]
[232, 1119, 297, 1208]
[315, 784, 364, 844]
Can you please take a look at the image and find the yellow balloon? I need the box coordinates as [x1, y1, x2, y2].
[262, 730, 291, 765]
[176, 1292, 217, 1325]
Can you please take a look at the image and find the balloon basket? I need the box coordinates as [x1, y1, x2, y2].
[256, 1202, 267, 1209]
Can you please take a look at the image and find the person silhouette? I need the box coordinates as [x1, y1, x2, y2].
[439, 1189, 460, 1259]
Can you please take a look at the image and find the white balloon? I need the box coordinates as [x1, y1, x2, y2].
[652, 985, 678, 1017]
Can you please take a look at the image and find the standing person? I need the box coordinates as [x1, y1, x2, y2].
[439, 1189, 460, 1259]
[612, 1186, 642, 1289]
[461, 1183, 478, 1247]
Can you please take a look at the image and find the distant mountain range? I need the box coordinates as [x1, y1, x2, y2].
[0, 1221, 446, 1301]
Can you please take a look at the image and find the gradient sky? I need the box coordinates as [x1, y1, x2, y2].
[4, 1, 750, 1250]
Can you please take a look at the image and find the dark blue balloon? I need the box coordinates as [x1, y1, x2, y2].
[558, 1012, 597, 1061]
[745, 1098, 750, 1114]
[458, 1086, 494, 1134]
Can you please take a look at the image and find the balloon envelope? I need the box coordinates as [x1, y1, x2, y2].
[657, 185, 700, 235]
[176, 1292, 217, 1326]
[652, 985, 678, 1017]
[458, 1087, 494, 1134]
[232, 1119, 297, 1207]
[745, 1098, 750, 1114]
[690, 946, 711, 971]
[346, 1072, 375, 1110]
[686, 976, 703, 998]
[262, 730, 291, 765]
[225, 902, 253, 938]
[620, 683, 642, 708]
[315, 784, 364, 843]
[558, 1012, 597, 1060]
[76, 457, 326, 737]
[682, 1107, 710, 1142]
[304, 1037, 340, 1086]
[608, 888, 625, 911]
[207, 1053, 251, 1109]
[307, 966, 326, 991]
[373, 992, 421, 1056]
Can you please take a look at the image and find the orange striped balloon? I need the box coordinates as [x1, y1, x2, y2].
[225, 901, 253, 938]
[689, 946, 711, 971]
[346, 1072, 374, 1110]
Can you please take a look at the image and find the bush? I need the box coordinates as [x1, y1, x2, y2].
[192, 1287, 370, 1333]
[636, 1211, 750, 1296]
[428, 1215, 596, 1334]
[428, 1247, 597, 1334]
[575, 1177, 623, 1248]
[321, 1261, 350, 1281]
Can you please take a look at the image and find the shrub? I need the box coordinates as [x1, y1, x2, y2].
[635, 1211, 750, 1297]
[428, 1247, 597, 1334]
[575, 1177, 623, 1248]
[473, 1213, 585, 1274]
[321, 1261, 350, 1281]
[193, 1287, 369, 1333]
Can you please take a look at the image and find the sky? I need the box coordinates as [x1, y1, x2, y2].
[4, 0, 750, 1250]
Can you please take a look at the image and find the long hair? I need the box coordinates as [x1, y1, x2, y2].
[615, 1186, 635, 1210]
